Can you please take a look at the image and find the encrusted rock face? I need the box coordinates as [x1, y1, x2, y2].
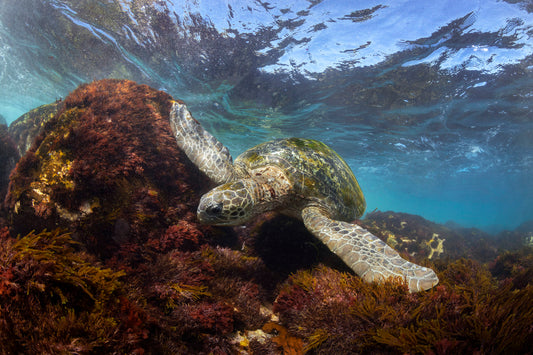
[0, 124, 19, 201]
[5, 79, 210, 255]
[360, 210, 501, 263]
[8, 102, 63, 157]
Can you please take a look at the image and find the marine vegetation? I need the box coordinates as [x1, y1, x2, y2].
[4, 79, 209, 255]
[0, 228, 135, 354]
[273, 261, 533, 354]
[1, 80, 532, 354]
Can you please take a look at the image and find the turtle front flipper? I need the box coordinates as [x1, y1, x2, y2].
[302, 206, 439, 292]
[169, 101, 236, 184]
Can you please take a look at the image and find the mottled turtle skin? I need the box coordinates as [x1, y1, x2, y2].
[169, 101, 439, 292]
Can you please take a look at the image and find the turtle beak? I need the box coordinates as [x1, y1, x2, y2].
[198, 196, 221, 224]
[197, 200, 225, 225]
[197, 193, 235, 226]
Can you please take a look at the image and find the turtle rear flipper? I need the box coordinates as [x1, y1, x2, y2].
[169, 102, 235, 184]
[302, 206, 439, 292]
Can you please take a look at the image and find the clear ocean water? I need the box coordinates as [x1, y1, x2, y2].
[1, 0, 532, 232]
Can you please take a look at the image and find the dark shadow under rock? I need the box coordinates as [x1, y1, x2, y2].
[244, 213, 352, 277]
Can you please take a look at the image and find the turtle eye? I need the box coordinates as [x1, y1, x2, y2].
[206, 203, 223, 216]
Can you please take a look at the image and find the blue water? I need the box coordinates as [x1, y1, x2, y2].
[1, 0, 532, 232]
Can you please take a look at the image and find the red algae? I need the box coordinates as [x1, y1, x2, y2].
[270, 260, 533, 354]
[5, 79, 209, 255]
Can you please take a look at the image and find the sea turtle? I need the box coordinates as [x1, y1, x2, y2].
[169, 101, 439, 292]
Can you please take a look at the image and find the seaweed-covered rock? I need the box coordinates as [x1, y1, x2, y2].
[7, 101, 63, 157]
[241, 213, 352, 278]
[270, 259, 533, 354]
[4, 79, 209, 255]
[1, 80, 276, 353]
[0, 124, 19, 201]
[496, 220, 533, 250]
[361, 210, 499, 263]
[490, 247, 533, 289]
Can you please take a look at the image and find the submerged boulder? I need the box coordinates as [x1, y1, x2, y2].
[361, 210, 500, 263]
[0, 124, 19, 202]
[8, 101, 64, 157]
[1, 102, 60, 205]
[5, 79, 210, 255]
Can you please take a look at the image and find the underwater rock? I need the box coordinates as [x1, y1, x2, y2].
[489, 247, 533, 289]
[501, 219, 533, 249]
[0, 124, 19, 202]
[361, 210, 500, 263]
[8, 101, 63, 157]
[4, 79, 211, 255]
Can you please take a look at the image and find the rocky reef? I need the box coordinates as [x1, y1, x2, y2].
[1, 79, 532, 354]
[4, 79, 210, 255]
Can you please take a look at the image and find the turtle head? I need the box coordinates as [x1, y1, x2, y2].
[197, 180, 256, 226]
